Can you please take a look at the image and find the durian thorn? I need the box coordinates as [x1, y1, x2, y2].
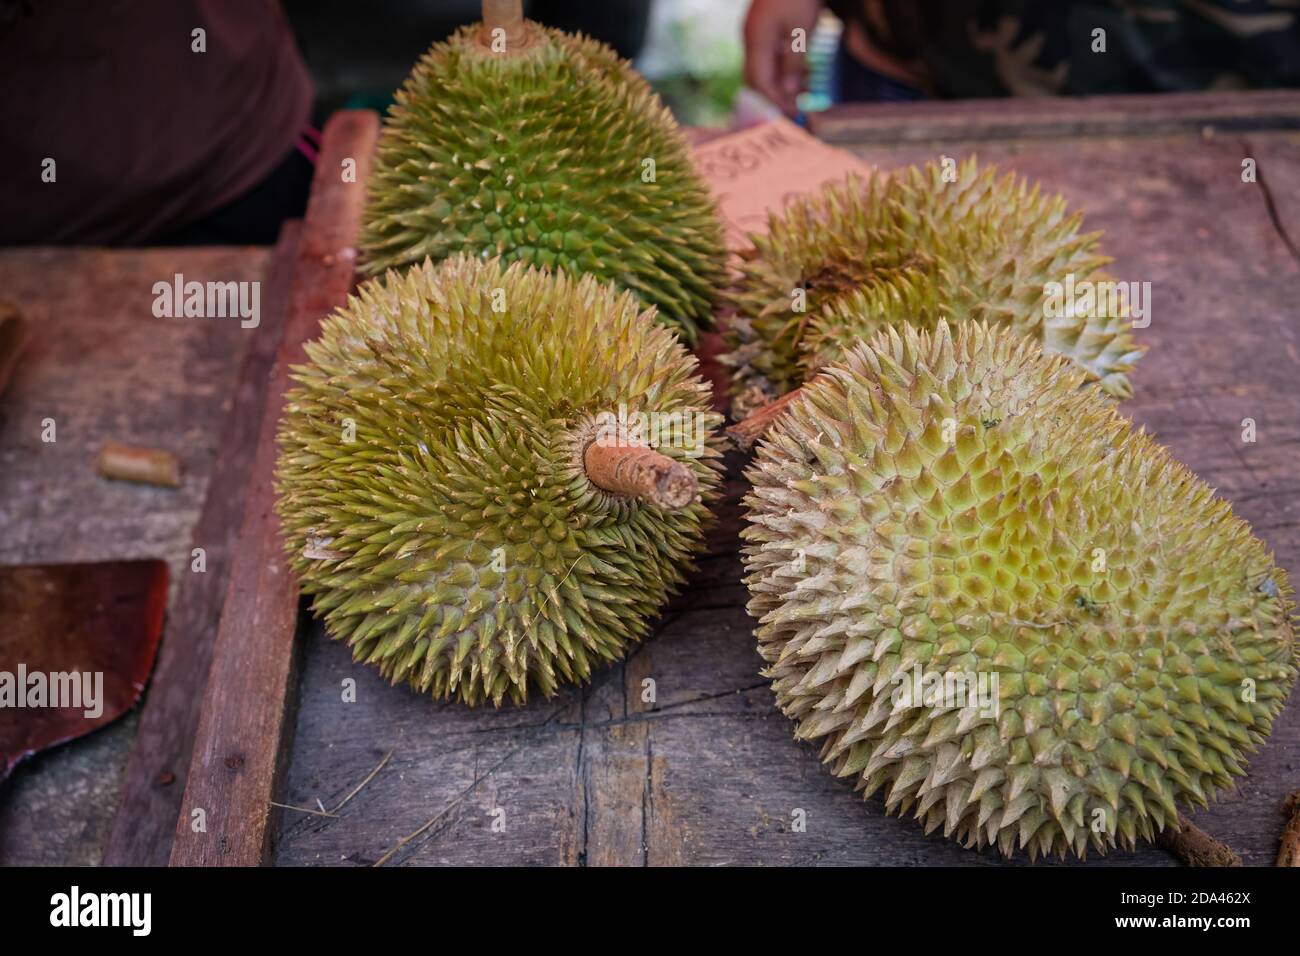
[583, 439, 697, 510]
[728, 388, 805, 451]
[480, 0, 530, 50]
[303, 533, 347, 562]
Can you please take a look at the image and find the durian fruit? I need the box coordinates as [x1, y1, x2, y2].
[741, 321, 1296, 859]
[359, 0, 726, 345]
[724, 159, 1143, 417]
[275, 254, 724, 706]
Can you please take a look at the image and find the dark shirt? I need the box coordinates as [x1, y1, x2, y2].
[828, 0, 1300, 98]
[0, 0, 312, 244]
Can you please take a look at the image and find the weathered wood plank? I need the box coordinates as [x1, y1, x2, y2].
[169, 111, 380, 866]
[102, 222, 302, 866]
[275, 124, 1300, 866]
[0, 246, 268, 865]
[811, 89, 1300, 145]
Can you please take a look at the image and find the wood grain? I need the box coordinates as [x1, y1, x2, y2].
[811, 89, 1300, 145]
[169, 111, 379, 866]
[0, 245, 267, 865]
[102, 223, 301, 866]
[275, 119, 1300, 866]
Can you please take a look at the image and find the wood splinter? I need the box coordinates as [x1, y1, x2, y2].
[1276, 790, 1300, 866]
[727, 388, 805, 451]
[584, 441, 697, 510]
[96, 441, 182, 488]
[1157, 812, 1243, 867]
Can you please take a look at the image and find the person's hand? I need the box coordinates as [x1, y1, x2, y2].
[743, 0, 825, 116]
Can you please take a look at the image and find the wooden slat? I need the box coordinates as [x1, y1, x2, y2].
[102, 222, 301, 866]
[810, 88, 1300, 144]
[169, 111, 379, 866]
[0, 246, 268, 866]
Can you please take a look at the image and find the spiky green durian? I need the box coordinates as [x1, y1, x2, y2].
[742, 321, 1296, 859]
[275, 255, 724, 706]
[358, 17, 726, 345]
[724, 159, 1143, 417]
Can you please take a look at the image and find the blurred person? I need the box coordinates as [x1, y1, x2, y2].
[0, 0, 316, 245]
[744, 0, 1300, 114]
[0, 0, 659, 247]
[284, 0, 652, 113]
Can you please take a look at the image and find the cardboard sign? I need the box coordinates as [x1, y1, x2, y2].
[691, 117, 875, 252]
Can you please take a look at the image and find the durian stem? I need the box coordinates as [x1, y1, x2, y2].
[727, 388, 805, 451]
[1276, 791, 1300, 866]
[1157, 813, 1242, 867]
[481, 0, 527, 47]
[584, 441, 697, 510]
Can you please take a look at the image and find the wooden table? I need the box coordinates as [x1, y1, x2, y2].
[2, 90, 1297, 866]
[0, 247, 269, 864]
[275, 92, 1300, 866]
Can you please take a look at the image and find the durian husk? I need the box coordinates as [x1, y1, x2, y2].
[741, 320, 1296, 859]
[359, 19, 726, 345]
[276, 255, 725, 706]
[723, 159, 1144, 417]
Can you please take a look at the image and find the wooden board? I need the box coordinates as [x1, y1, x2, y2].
[811, 89, 1300, 145]
[0, 246, 268, 864]
[274, 120, 1300, 866]
[6, 94, 1296, 868]
[169, 110, 380, 866]
[102, 223, 302, 867]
